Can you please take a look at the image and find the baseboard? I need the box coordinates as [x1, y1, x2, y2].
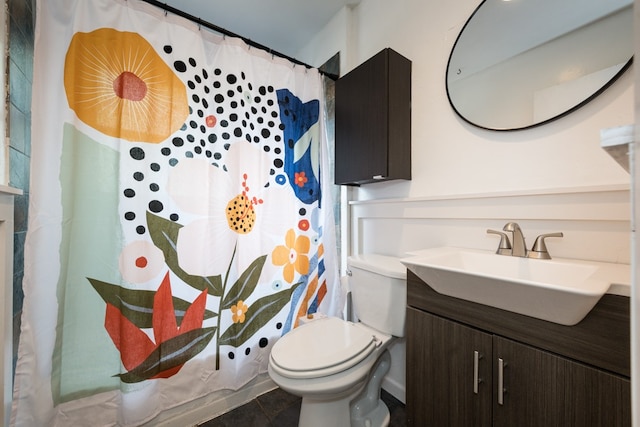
[382, 376, 405, 404]
[143, 374, 278, 427]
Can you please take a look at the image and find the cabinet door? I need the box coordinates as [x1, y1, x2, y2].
[406, 308, 493, 427]
[335, 50, 389, 184]
[494, 336, 631, 427]
[334, 48, 411, 185]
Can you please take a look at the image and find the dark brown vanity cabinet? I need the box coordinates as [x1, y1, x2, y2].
[406, 272, 631, 427]
[407, 308, 492, 426]
[334, 48, 411, 185]
[493, 336, 630, 427]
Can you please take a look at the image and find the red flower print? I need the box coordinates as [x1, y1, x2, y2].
[294, 172, 308, 187]
[104, 272, 210, 382]
[298, 219, 309, 231]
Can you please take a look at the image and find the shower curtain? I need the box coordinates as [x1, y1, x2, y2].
[11, 0, 341, 425]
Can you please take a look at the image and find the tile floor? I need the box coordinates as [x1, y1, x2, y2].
[199, 387, 406, 427]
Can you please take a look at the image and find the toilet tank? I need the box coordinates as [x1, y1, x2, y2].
[347, 254, 407, 337]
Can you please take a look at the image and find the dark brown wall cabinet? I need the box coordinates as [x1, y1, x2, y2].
[335, 48, 411, 185]
[406, 272, 631, 427]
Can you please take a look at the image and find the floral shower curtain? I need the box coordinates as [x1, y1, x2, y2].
[11, 0, 341, 425]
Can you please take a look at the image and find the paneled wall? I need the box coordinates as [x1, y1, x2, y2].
[351, 186, 631, 264]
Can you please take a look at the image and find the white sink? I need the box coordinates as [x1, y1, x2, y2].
[401, 247, 630, 326]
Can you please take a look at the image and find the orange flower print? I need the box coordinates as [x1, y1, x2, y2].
[231, 300, 249, 323]
[64, 28, 189, 143]
[294, 172, 308, 188]
[271, 229, 310, 283]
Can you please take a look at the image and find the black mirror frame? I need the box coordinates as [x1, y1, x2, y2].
[445, 0, 634, 132]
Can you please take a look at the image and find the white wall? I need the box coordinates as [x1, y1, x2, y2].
[300, 0, 632, 200]
[298, 0, 633, 404]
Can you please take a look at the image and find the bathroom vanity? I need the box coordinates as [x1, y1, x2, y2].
[406, 270, 631, 426]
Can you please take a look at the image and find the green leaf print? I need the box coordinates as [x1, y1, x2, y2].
[221, 255, 266, 310]
[146, 211, 223, 296]
[116, 327, 216, 383]
[218, 283, 301, 347]
[88, 278, 217, 328]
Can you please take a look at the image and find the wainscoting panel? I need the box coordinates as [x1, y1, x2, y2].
[350, 186, 631, 264]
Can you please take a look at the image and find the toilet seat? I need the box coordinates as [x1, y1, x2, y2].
[270, 317, 379, 379]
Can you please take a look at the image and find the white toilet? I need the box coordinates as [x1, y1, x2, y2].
[268, 253, 407, 427]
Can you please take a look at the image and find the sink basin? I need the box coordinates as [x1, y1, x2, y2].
[401, 247, 630, 326]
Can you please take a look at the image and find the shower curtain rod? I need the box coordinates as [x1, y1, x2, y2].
[140, 0, 339, 80]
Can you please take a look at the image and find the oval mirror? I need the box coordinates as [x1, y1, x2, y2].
[446, 0, 633, 131]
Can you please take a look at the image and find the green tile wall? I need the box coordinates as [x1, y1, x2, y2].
[9, 0, 34, 376]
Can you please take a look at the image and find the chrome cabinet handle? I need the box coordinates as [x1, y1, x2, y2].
[498, 358, 506, 405]
[473, 350, 482, 394]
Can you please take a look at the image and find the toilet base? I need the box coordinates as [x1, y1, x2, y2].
[299, 391, 361, 427]
[294, 349, 392, 427]
[351, 349, 391, 427]
[296, 389, 389, 427]
[355, 400, 390, 427]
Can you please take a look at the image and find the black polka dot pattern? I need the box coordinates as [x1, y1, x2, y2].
[119, 44, 287, 238]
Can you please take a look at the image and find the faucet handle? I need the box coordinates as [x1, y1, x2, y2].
[528, 232, 563, 260]
[487, 229, 512, 255]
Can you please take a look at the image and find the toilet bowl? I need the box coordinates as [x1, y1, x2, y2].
[268, 318, 394, 427]
[268, 254, 406, 427]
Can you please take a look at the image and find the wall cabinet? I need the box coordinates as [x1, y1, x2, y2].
[406, 271, 631, 427]
[334, 48, 411, 185]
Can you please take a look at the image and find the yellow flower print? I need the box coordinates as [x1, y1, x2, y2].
[225, 175, 263, 234]
[272, 229, 310, 283]
[64, 28, 189, 143]
[231, 300, 249, 323]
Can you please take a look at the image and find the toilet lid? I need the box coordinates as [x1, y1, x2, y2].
[270, 317, 377, 379]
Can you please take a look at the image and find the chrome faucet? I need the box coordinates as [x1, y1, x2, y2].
[502, 222, 527, 257]
[488, 222, 564, 259]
